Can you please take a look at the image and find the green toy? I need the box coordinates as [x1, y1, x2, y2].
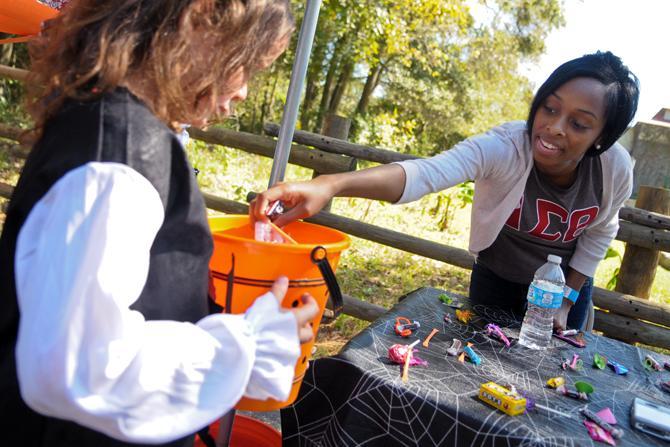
[593, 353, 607, 370]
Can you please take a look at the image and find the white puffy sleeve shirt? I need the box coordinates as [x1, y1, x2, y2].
[14, 162, 299, 444]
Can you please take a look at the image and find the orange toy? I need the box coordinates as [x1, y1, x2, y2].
[209, 215, 349, 411]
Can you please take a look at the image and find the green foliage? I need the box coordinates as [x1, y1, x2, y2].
[426, 181, 473, 231]
[0, 42, 31, 127]
[235, 0, 564, 157]
[604, 246, 622, 290]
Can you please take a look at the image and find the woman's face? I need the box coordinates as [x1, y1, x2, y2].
[531, 77, 608, 185]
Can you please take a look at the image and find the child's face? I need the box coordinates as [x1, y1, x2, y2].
[190, 69, 249, 127]
[189, 37, 288, 127]
[530, 77, 607, 180]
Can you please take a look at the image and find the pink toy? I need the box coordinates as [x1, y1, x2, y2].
[388, 343, 428, 367]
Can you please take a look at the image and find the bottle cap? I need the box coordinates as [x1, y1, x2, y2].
[547, 254, 562, 264]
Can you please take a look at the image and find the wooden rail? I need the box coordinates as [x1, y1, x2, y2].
[619, 207, 670, 231]
[616, 220, 670, 253]
[264, 122, 418, 164]
[188, 127, 356, 175]
[0, 65, 29, 82]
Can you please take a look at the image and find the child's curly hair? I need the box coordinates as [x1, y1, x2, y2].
[27, 0, 294, 132]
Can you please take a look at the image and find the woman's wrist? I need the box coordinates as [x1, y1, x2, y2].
[326, 172, 349, 198]
[563, 285, 579, 305]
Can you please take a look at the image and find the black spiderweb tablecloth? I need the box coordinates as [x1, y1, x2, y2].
[281, 287, 670, 446]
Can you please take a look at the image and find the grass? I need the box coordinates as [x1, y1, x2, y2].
[1, 133, 669, 356]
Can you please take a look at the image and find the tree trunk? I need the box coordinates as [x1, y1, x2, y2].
[300, 75, 318, 130]
[316, 37, 346, 130]
[355, 62, 384, 116]
[314, 114, 353, 212]
[300, 36, 328, 131]
[616, 186, 670, 298]
[259, 72, 279, 132]
[326, 59, 354, 116]
[247, 83, 261, 132]
[0, 43, 14, 100]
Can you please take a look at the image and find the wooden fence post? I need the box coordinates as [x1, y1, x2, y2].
[616, 186, 670, 298]
[315, 114, 354, 212]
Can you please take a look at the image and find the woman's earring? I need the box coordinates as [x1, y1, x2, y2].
[595, 144, 601, 150]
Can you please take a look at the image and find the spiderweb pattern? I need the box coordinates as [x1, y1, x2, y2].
[282, 287, 670, 446]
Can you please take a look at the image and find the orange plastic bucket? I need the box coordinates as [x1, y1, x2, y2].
[194, 414, 281, 447]
[208, 215, 350, 411]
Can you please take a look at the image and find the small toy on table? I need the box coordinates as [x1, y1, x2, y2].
[644, 354, 663, 372]
[478, 382, 527, 416]
[387, 340, 427, 383]
[561, 353, 583, 371]
[580, 407, 624, 440]
[463, 342, 481, 366]
[546, 376, 565, 389]
[394, 316, 420, 337]
[607, 359, 628, 375]
[446, 339, 462, 356]
[553, 329, 587, 348]
[388, 340, 426, 366]
[438, 293, 464, 308]
[422, 328, 439, 347]
[557, 381, 594, 401]
[509, 385, 535, 410]
[593, 353, 607, 370]
[485, 323, 511, 348]
[455, 309, 473, 324]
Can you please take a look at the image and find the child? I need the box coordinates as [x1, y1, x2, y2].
[0, 0, 318, 445]
[251, 51, 639, 332]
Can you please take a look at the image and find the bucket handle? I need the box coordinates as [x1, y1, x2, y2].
[310, 246, 343, 318]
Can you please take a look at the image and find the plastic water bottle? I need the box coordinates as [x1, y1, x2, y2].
[518, 254, 565, 350]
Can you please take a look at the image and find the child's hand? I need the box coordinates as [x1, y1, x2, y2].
[270, 276, 320, 344]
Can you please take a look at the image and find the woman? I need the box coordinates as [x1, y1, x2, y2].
[0, 0, 318, 445]
[251, 51, 639, 332]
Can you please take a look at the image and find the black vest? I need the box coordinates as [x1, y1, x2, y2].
[0, 89, 213, 446]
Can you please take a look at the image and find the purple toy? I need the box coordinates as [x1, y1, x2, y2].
[485, 323, 511, 348]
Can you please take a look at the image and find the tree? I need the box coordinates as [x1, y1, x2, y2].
[234, 0, 565, 156]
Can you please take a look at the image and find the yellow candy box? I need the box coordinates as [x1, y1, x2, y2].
[478, 382, 527, 416]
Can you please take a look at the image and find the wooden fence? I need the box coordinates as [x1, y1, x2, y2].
[2, 64, 670, 349]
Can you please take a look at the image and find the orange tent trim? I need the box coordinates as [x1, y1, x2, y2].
[0, 1, 59, 37]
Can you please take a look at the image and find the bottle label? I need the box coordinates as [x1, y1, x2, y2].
[527, 284, 563, 309]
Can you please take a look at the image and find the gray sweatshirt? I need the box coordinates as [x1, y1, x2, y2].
[396, 121, 633, 277]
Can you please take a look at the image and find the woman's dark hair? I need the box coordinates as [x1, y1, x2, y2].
[527, 51, 639, 156]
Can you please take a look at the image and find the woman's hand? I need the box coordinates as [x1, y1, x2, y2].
[270, 276, 319, 343]
[249, 176, 336, 228]
[553, 299, 572, 332]
[250, 164, 407, 227]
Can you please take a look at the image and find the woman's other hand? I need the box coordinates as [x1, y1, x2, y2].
[270, 276, 319, 343]
[553, 300, 572, 332]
